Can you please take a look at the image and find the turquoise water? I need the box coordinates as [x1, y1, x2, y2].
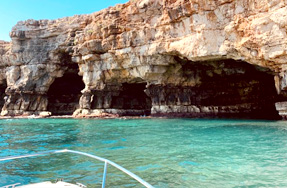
[1, 118, 287, 187]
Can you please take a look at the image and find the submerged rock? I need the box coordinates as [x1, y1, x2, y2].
[1, 0, 287, 119]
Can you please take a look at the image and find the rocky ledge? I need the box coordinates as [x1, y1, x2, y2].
[1, 0, 287, 119]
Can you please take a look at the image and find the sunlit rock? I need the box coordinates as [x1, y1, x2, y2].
[1, 0, 287, 119]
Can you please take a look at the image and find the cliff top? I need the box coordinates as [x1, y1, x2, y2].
[0, 40, 9, 44]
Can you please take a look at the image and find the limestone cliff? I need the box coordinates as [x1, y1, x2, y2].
[1, 0, 287, 119]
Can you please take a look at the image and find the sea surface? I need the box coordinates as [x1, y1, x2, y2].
[0, 118, 287, 187]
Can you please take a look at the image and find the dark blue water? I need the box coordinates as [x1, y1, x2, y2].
[1, 118, 287, 187]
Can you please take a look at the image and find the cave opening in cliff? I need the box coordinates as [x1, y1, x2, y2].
[91, 82, 152, 116]
[47, 64, 84, 115]
[0, 80, 7, 109]
[111, 82, 152, 116]
[149, 57, 280, 119]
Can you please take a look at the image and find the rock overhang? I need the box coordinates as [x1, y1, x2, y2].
[0, 0, 287, 119]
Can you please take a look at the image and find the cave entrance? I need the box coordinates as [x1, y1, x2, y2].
[47, 66, 84, 115]
[149, 57, 280, 119]
[0, 80, 7, 109]
[111, 83, 152, 116]
[185, 59, 280, 119]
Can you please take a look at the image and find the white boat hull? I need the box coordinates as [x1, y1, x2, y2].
[18, 181, 82, 188]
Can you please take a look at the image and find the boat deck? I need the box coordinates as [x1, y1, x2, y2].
[17, 182, 83, 188]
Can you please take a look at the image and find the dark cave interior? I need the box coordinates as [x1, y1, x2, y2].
[111, 83, 152, 112]
[91, 82, 152, 116]
[0, 80, 7, 109]
[47, 64, 84, 115]
[147, 58, 281, 119]
[46, 57, 282, 119]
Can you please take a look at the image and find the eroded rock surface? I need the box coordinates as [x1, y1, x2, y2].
[1, 0, 287, 119]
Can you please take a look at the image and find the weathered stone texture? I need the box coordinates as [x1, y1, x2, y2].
[1, 0, 287, 118]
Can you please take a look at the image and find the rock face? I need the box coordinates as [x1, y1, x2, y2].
[1, 0, 287, 119]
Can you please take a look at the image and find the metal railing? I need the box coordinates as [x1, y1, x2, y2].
[0, 149, 154, 188]
[0, 183, 21, 188]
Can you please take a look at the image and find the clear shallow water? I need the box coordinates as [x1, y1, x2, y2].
[0, 118, 287, 187]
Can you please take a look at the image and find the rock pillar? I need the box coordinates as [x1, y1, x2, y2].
[1, 92, 48, 116]
[275, 102, 287, 120]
